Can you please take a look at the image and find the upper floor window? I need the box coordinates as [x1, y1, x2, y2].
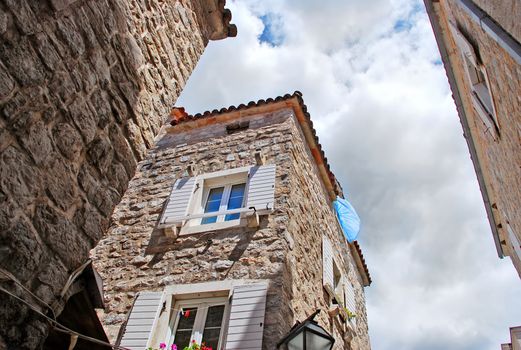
[201, 183, 246, 224]
[159, 165, 276, 235]
[449, 22, 499, 135]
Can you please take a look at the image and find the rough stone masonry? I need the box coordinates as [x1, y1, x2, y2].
[0, 0, 235, 348]
[91, 94, 372, 350]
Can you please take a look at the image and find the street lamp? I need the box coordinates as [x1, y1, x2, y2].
[277, 310, 335, 350]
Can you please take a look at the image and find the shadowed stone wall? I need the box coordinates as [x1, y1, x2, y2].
[0, 0, 234, 348]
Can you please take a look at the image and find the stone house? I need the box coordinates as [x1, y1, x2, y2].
[91, 92, 372, 350]
[501, 326, 521, 350]
[423, 0, 521, 277]
[0, 0, 235, 348]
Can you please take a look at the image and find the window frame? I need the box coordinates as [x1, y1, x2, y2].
[181, 166, 252, 235]
[200, 181, 247, 225]
[166, 296, 231, 350]
[449, 22, 499, 136]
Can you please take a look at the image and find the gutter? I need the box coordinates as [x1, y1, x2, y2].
[423, 0, 503, 257]
[455, 0, 521, 65]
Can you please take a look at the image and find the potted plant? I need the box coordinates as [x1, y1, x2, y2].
[147, 340, 213, 350]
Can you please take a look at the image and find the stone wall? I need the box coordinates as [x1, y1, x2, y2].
[471, 0, 521, 43]
[0, 0, 233, 348]
[91, 108, 370, 349]
[437, 0, 521, 274]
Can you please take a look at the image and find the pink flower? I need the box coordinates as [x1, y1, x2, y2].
[159, 343, 166, 349]
[171, 345, 177, 350]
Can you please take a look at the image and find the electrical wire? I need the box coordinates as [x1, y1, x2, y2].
[0, 286, 132, 350]
[0, 268, 57, 320]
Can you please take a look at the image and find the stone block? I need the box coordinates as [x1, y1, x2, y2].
[33, 32, 62, 72]
[19, 121, 54, 165]
[33, 204, 89, 269]
[87, 136, 114, 174]
[0, 37, 46, 86]
[45, 157, 77, 211]
[0, 146, 42, 207]
[109, 124, 137, 176]
[74, 203, 108, 242]
[0, 64, 15, 101]
[48, 0, 79, 12]
[56, 15, 85, 58]
[69, 98, 97, 143]
[3, 0, 40, 35]
[0, 216, 44, 282]
[53, 122, 83, 160]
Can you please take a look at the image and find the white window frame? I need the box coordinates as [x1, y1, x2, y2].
[165, 296, 230, 350]
[182, 166, 252, 235]
[199, 181, 247, 225]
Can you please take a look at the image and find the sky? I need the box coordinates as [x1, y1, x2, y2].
[176, 0, 521, 348]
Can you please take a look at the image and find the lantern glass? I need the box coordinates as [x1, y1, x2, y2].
[306, 330, 332, 350]
[287, 331, 304, 350]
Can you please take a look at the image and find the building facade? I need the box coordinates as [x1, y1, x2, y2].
[501, 326, 521, 350]
[424, 0, 521, 277]
[91, 92, 372, 350]
[0, 0, 235, 348]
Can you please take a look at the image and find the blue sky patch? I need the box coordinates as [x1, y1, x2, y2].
[394, 19, 413, 32]
[258, 14, 284, 46]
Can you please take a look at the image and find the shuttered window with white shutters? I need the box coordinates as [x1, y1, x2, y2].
[159, 165, 276, 230]
[448, 22, 498, 131]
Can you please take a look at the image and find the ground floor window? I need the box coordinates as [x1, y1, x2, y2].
[168, 297, 228, 349]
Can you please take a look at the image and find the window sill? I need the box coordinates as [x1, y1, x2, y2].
[179, 219, 244, 236]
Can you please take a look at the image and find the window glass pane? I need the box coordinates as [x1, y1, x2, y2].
[225, 183, 246, 221]
[202, 187, 224, 224]
[173, 307, 198, 349]
[202, 305, 225, 349]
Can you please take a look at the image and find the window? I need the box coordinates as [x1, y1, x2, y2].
[449, 22, 499, 133]
[159, 165, 276, 235]
[201, 183, 247, 225]
[119, 282, 269, 350]
[168, 297, 228, 350]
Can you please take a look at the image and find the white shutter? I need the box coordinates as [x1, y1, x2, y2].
[246, 165, 276, 212]
[322, 236, 334, 291]
[507, 224, 521, 261]
[160, 176, 196, 224]
[344, 283, 357, 328]
[119, 292, 163, 350]
[225, 283, 268, 350]
[448, 22, 478, 65]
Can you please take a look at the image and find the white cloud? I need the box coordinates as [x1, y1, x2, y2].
[177, 0, 521, 348]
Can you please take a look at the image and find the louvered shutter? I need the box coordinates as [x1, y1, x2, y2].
[322, 236, 334, 291]
[246, 165, 276, 212]
[448, 22, 478, 66]
[119, 292, 163, 350]
[160, 176, 196, 225]
[344, 283, 357, 328]
[225, 283, 268, 350]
